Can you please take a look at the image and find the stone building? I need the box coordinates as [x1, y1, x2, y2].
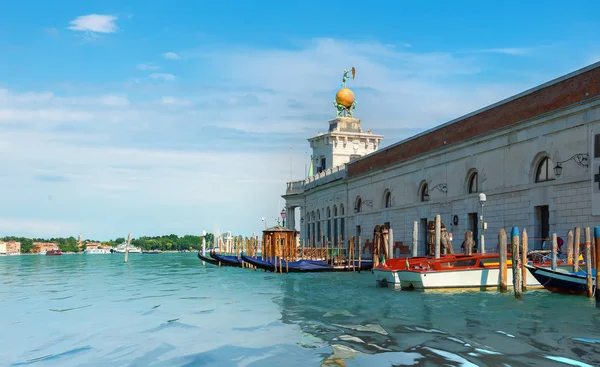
[283, 61, 600, 257]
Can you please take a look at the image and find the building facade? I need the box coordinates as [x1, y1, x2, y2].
[0, 241, 21, 255]
[283, 62, 600, 257]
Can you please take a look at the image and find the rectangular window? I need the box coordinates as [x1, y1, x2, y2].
[320, 157, 326, 171]
[595, 134, 600, 158]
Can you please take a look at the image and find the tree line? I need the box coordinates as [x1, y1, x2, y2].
[1, 233, 223, 253]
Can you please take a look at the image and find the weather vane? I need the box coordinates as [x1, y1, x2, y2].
[333, 67, 357, 117]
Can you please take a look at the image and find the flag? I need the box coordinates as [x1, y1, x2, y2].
[405, 257, 409, 269]
[381, 254, 385, 266]
[307, 160, 314, 177]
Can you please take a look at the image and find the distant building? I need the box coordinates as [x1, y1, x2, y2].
[84, 242, 111, 249]
[6, 241, 21, 254]
[31, 242, 59, 253]
[0, 242, 5, 254]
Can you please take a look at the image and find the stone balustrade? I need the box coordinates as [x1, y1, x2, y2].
[285, 164, 348, 195]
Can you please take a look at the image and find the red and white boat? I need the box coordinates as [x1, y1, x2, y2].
[45, 249, 63, 256]
[373, 254, 465, 285]
[374, 253, 571, 291]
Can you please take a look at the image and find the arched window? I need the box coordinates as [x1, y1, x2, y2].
[327, 207, 331, 218]
[340, 205, 345, 216]
[317, 209, 321, 220]
[420, 183, 428, 202]
[384, 190, 392, 208]
[468, 172, 478, 193]
[354, 196, 362, 213]
[535, 157, 555, 183]
[333, 205, 338, 217]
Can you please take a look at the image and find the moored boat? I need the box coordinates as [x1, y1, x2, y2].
[525, 264, 596, 295]
[111, 243, 142, 253]
[84, 248, 111, 254]
[209, 251, 243, 267]
[241, 254, 374, 273]
[46, 249, 62, 256]
[373, 254, 465, 286]
[197, 251, 219, 265]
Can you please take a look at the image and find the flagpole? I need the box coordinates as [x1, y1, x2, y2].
[304, 151, 307, 178]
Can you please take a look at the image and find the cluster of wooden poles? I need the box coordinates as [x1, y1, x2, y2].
[496, 226, 600, 303]
[258, 232, 364, 273]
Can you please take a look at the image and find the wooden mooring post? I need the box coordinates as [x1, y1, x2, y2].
[465, 230, 473, 255]
[412, 221, 418, 257]
[585, 227, 592, 298]
[521, 228, 528, 291]
[511, 227, 522, 299]
[358, 235, 362, 271]
[574, 227, 581, 272]
[388, 228, 394, 260]
[595, 226, 600, 308]
[551, 233, 558, 270]
[434, 215, 441, 259]
[124, 232, 132, 263]
[566, 230, 574, 266]
[498, 228, 507, 292]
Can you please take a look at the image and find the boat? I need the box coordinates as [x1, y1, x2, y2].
[209, 251, 243, 267]
[84, 248, 111, 254]
[241, 253, 374, 273]
[389, 253, 573, 291]
[111, 243, 142, 253]
[525, 264, 596, 295]
[374, 254, 466, 285]
[197, 251, 219, 265]
[375, 251, 576, 290]
[142, 250, 163, 254]
[46, 249, 62, 256]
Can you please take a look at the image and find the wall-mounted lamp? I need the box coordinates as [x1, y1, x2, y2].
[554, 153, 589, 178]
[423, 183, 447, 202]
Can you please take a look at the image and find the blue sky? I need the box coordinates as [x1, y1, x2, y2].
[0, 1, 599, 240]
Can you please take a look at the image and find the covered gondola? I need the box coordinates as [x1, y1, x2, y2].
[209, 251, 243, 267]
[241, 253, 373, 273]
[525, 264, 596, 295]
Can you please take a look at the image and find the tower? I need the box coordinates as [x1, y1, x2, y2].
[307, 67, 383, 175]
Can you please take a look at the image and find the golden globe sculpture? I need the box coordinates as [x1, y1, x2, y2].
[335, 88, 355, 108]
[333, 67, 357, 117]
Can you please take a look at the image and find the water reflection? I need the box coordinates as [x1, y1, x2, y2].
[275, 272, 600, 366]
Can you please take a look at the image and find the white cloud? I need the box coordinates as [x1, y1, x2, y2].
[163, 52, 181, 60]
[470, 47, 531, 55]
[67, 14, 118, 33]
[161, 96, 192, 106]
[137, 63, 160, 71]
[149, 73, 176, 81]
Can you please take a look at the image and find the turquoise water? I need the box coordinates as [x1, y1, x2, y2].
[1, 253, 599, 366]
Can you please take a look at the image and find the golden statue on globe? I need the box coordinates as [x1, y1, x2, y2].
[333, 67, 358, 117]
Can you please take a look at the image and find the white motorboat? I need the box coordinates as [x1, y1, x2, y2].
[84, 248, 111, 254]
[111, 243, 142, 253]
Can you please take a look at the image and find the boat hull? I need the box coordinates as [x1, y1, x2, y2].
[394, 266, 549, 291]
[209, 252, 243, 267]
[197, 251, 219, 266]
[525, 265, 596, 295]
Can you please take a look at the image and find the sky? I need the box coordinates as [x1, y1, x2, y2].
[0, 1, 599, 240]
